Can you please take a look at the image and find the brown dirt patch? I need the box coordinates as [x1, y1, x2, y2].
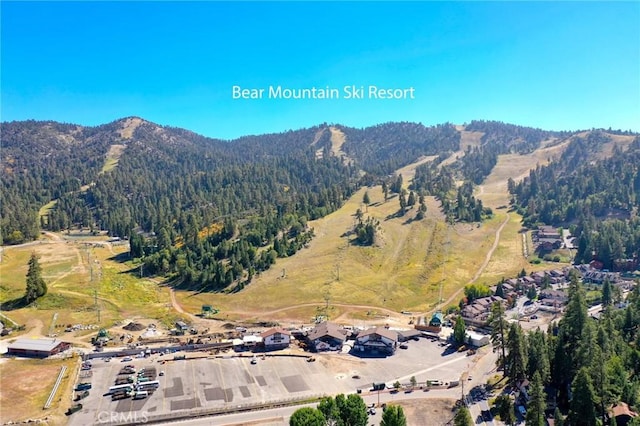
[394, 398, 457, 425]
[0, 357, 77, 424]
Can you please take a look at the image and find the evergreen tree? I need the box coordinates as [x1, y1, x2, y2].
[552, 272, 588, 400]
[525, 371, 546, 426]
[495, 395, 516, 425]
[399, 189, 407, 215]
[490, 302, 508, 373]
[24, 252, 47, 304]
[380, 405, 407, 426]
[568, 368, 596, 426]
[454, 407, 473, 426]
[391, 174, 403, 194]
[506, 323, 527, 385]
[416, 200, 427, 220]
[289, 407, 326, 426]
[363, 191, 371, 206]
[382, 181, 389, 201]
[553, 407, 564, 426]
[453, 315, 466, 346]
[407, 191, 416, 207]
[602, 279, 612, 307]
[526, 329, 550, 382]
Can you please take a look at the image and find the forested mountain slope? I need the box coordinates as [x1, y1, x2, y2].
[510, 131, 640, 269]
[3, 118, 637, 290]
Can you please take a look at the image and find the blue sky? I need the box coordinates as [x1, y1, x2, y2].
[2, 1, 638, 139]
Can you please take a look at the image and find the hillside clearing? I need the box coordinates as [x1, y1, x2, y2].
[100, 144, 126, 174]
[176, 183, 512, 322]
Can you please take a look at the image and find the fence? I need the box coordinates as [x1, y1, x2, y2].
[102, 393, 330, 426]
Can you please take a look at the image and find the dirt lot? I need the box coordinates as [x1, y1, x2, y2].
[0, 357, 79, 425]
[397, 398, 457, 425]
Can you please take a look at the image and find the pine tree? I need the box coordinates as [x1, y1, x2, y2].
[506, 323, 527, 385]
[602, 279, 612, 306]
[568, 368, 596, 426]
[553, 407, 564, 426]
[454, 407, 473, 426]
[490, 302, 508, 373]
[453, 315, 466, 346]
[363, 191, 371, 206]
[407, 191, 416, 207]
[495, 395, 516, 425]
[381, 405, 407, 426]
[399, 189, 407, 215]
[525, 371, 546, 426]
[24, 252, 47, 304]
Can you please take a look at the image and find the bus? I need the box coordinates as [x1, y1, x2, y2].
[136, 380, 159, 390]
[108, 384, 133, 394]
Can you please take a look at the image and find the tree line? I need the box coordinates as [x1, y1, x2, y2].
[510, 133, 640, 269]
[487, 271, 640, 425]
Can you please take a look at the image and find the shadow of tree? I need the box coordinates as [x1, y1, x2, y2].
[0, 296, 28, 311]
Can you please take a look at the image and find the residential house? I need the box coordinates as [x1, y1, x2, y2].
[612, 402, 638, 426]
[532, 271, 547, 285]
[307, 322, 347, 351]
[260, 328, 291, 350]
[354, 327, 398, 355]
[538, 226, 561, 239]
[462, 296, 506, 326]
[539, 289, 569, 311]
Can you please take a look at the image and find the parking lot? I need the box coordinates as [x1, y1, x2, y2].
[68, 337, 470, 425]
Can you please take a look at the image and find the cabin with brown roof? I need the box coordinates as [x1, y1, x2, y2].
[354, 327, 397, 355]
[307, 322, 347, 351]
[611, 402, 638, 426]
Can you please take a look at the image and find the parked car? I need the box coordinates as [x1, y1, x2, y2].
[122, 357, 132, 362]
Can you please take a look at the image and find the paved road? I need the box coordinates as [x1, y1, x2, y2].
[161, 390, 462, 426]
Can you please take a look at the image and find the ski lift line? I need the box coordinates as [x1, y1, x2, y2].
[438, 222, 451, 312]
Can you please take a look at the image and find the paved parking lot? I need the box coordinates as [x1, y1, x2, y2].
[68, 337, 470, 425]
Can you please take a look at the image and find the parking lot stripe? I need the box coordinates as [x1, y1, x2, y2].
[190, 357, 198, 402]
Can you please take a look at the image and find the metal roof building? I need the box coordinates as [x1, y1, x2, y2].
[7, 337, 71, 358]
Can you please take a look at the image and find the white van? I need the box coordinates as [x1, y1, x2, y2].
[133, 391, 148, 399]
